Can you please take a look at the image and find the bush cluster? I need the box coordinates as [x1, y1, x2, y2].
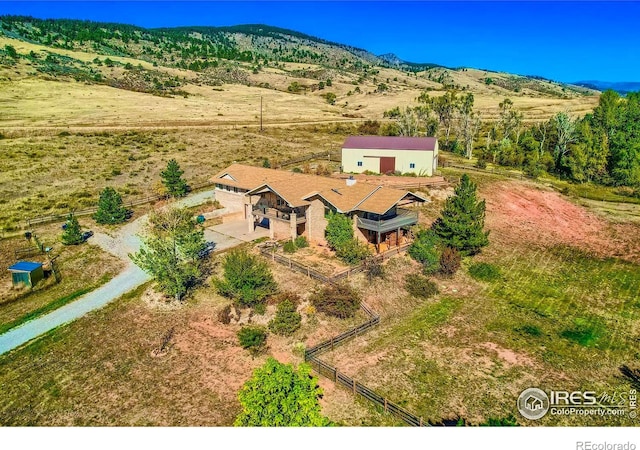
[310, 283, 360, 319]
[404, 273, 439, 299]
[439, 247, 461, 277]
[283, 236, 309, 253]
[283, 240, 296, 253]
[237, 326, 268, 355]
[215, 249, 278, 307]
[325, 212, 370, 265]
[336, 239, 371, 265]
[408, 227, 440, 274]
[268, 299, 302, 336]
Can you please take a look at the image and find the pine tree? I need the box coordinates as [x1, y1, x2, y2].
[62, 213, 84, 245]
[431, 174, 489, 255]
[160, 159, 188, 198]
[93, 187, 128, 224]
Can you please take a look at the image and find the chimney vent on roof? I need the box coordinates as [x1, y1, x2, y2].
[346, 176, 357, 187]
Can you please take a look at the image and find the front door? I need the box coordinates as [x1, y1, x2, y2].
[379, 157, 395, 174]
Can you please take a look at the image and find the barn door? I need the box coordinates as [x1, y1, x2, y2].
[379, 157, 395, 174]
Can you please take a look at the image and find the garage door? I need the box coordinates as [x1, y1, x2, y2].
[379, 157, 396, 174]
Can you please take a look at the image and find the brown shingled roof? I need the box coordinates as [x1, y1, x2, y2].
[213, 164, 425, 214]
[342, 135, 437, 151]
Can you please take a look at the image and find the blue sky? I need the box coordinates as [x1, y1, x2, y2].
[2, 1, 638, 82]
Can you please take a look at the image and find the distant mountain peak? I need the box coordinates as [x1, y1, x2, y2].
[572, 80, 640, 95]
[378, 53, 404, 66]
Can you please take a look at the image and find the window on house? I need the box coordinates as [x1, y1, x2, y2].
[410, 163, 415, 169]
[357, 161, 363, 167]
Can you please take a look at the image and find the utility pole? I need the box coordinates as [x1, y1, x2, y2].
[260, 96, 263, 132]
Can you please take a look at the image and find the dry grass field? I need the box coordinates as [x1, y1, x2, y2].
[0, 256, 387, 426]
[0, 35, 598, 130]
[0, 125, 350, 231]
[0, 223, 123, 333]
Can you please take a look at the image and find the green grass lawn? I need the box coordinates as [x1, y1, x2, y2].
[546, 179, 640, 205]
[325, 245, 640, 426]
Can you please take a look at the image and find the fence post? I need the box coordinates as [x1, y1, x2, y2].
[353, 379, 356, 395]
[384, 398, 388, 412]
[334, 368, 337, 382]
[420, 417, 423, 427]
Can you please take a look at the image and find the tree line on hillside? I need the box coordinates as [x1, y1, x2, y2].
[0, 15, 383, 74]
[378, 89, 640, 188]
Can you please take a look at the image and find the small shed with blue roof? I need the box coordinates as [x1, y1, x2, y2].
[8, 261, 44, 288]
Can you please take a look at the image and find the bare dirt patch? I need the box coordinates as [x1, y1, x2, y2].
[141, 286, 183, 311]
[482, 180, 640, 263]
[479, 342, 537, 368]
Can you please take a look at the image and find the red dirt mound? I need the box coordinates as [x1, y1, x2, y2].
[481, 181, 640, 263]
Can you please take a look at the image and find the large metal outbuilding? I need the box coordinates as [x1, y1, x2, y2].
[341, 136, 439, 176]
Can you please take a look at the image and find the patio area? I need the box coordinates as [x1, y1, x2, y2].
[203, 220, 271, 253]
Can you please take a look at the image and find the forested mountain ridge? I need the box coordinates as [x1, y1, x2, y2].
[0, 15, 440, 73]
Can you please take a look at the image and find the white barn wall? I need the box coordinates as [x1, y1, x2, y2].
[342, 143, 439, 176]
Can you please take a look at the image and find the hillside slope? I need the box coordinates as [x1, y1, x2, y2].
[0, 16, 599, 128]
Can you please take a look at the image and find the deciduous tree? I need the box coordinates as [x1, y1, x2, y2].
[235, 358, 330, 427]
[456, 93, 481, 159]
[552, 111, 577, 174]
[130, 207, 206, 301]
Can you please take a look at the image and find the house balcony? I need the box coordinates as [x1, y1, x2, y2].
[253, 206, 307, 224]
[356, 208, 418, 233]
